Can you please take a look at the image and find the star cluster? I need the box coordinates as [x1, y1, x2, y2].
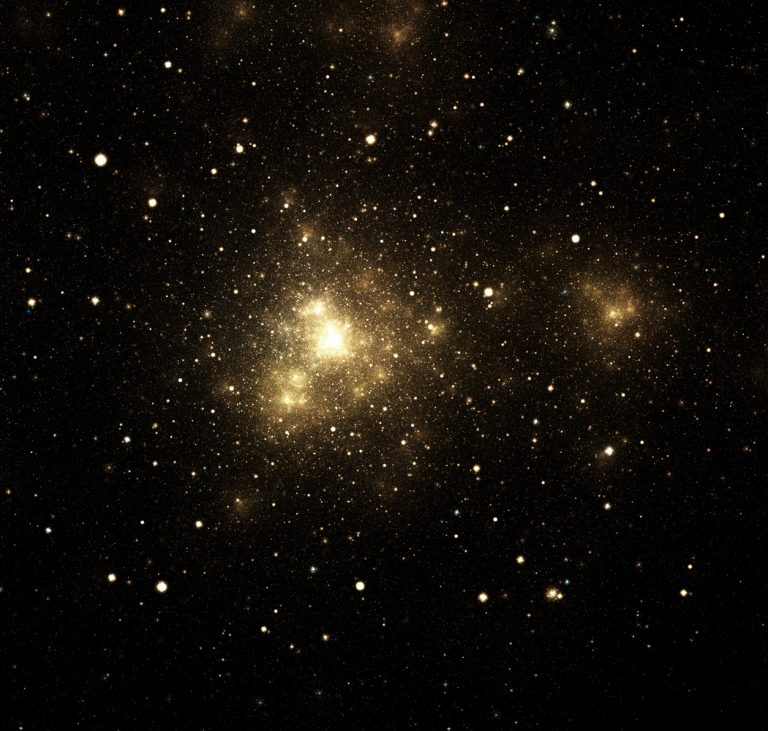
[3, 2, 765, 728]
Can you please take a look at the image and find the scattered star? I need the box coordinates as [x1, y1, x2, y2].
[4, 4, 761, 726]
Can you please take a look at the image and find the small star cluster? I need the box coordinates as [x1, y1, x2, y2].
[2, 2, 765, 728]
[234, 243, 450, 451]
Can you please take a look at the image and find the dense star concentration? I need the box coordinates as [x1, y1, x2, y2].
[2, 1, 766, 727]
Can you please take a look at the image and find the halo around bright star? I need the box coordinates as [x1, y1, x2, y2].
[317, 321, 345, 356]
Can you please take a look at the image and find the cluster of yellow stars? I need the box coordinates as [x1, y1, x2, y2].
[243, 244, 447, 442]
[582, 281, 639, 330]
[263, 297, 366, 430]
[577, 278, 647, 349]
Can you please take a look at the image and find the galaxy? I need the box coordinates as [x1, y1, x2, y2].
[3, 2, 766, 727]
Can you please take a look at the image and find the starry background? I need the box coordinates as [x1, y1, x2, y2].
[3, 1, 767, 727]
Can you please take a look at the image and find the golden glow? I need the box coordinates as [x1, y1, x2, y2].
[546, 587, 563, 601]
[317, 321, 345, 355]
[274, 370, 308, 410]
[389, 24, 412, 45]
[302, 300, 350, 357]
[228, 241, 451, 446]
[578, 279, 646, 348]
[605, 301, 635, 326]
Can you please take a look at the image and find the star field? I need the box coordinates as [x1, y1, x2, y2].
[2, 1, 766, 727]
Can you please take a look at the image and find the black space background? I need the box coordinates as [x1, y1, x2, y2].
[2, 1, 767, 728]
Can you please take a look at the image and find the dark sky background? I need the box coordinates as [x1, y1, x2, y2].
[2, 1, 766, 727]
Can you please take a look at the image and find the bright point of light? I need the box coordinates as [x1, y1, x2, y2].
[546, 587, 563, 601]
[91, 296, 100, 305]
[148, 197, 157, 208]
[94, 152, 108, 167]
[483, 287, 494, 297]
[195, 520, 203, 528]
[680, 588, 689, 597]
[604, 446, 614, 456]
[164, 60, 172, 69]
[318, 322, 345, 355]
[472, 464, 481, 473]
[365, 133, 377, 145]
[516, 555, 525, 564]
[355, 581, 366, 591]
[478, 592, 489, 603]
[107, 573, 117, 582]
[27, 298, 37, 308]
[235, 143, 244, 153]
[571, 234, 580, 243]
[156, 580, 168, 593]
